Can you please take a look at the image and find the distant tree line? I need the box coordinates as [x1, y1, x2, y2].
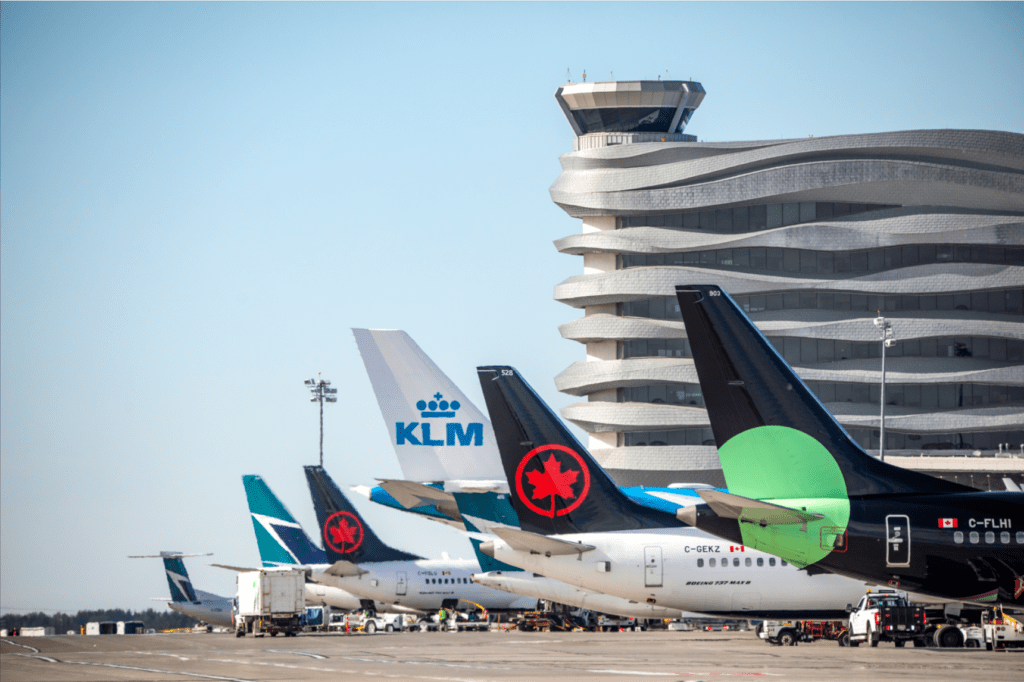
[1, 608, 198, 633]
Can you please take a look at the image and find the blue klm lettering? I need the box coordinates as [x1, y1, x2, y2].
[396, 422, 484, 446]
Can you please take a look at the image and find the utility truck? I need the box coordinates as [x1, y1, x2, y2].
[844, 589, 926, 647]
[982, 606, 1024, 650]
[235, 568, 305, 637]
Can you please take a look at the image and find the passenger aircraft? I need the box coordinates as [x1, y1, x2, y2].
[303, 464, 537, 613]
[472, 366, 875, 619]
[351, 327, 720, 527]
[671, 285, 1024, 606]
[241, 474, 394, 612]
[128, 552, 233, 627]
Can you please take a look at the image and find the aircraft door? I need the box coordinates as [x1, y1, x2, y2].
[885, 515, 911, 567]
[644, 546, 663, 587]
[396, 571, 407, 596]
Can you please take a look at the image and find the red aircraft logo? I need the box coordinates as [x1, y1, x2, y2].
[323, 511, 364, 554]
[1015, 576, 1023, 600]
[515, 444, 591, 518]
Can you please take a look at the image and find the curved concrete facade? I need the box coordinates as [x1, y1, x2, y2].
[549, 81, 1024, 487]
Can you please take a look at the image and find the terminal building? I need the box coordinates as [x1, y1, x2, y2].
[548, 80, 1024, 491]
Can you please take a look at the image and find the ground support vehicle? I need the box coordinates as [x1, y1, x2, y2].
[234, 569, 304, 638]
[982, 607, 1024, 650]
[758, 620, 845, 646]
[359, 612, 414, 634]
[302, 606, 331, 632]
[597, 615, 644, 632]
[844, 590, 926, 647]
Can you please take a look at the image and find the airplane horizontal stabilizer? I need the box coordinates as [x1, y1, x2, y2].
[323, 560, 369, 578]
[378, 479, 455, 509]
[694, 490, 824, 526]
[493, 527, 595, 556]
[211, 564, 260, 572]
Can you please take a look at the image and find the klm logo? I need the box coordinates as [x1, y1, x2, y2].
[396, 393, 483, 447]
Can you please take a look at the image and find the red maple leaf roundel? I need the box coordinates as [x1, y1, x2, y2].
[515, 444, 591, 518]
[323, 511, 363, 554]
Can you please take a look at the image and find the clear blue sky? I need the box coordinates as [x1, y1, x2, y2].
[2, 2, 1021, 615]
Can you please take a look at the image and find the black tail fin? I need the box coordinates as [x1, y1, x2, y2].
[304, 465, 422, 564]
[477, 366, 681, 535]
[674, 285, 972, 497]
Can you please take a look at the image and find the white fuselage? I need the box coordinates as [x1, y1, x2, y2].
[312, 559, 537, 613]
[167, 590, 234, 628]
[471, 570, 712, 620]
[487, 528, 872, 619]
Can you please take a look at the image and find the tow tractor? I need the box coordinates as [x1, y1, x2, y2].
[982, 606, 1024, 650]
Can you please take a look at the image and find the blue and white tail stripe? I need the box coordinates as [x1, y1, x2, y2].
[243, 475, 326, 567]
[160, 554, 198, 603]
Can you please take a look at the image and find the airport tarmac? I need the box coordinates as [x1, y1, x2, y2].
[3, 629, 1022, 682]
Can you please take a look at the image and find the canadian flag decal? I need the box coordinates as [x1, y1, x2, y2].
[729, 545, 745, 552]
[939, 518, 958, 528]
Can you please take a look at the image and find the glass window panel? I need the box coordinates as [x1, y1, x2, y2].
[970, 531, 979, 544]
[922, 384, 938, 408]
[836, 340, 852, 360]
[902, 245, 919, 266]
[986, 531, 995, 544]
[767, 204, 783, 229]
[784, 292, 800, 309]
[817, 252, 834, 274]
[1008, 290, 1023, 315]
[991, 339, 1007, 361]
[709, 558, 716, 567]
[835, 294, 851, 312]
[757, 557, 764, 567]
[748, 295, 766, 312]
[851, 294, 867, 311]
[734, 248, 750, 267]
[920, 295, 936, 311]
[750, 248, 767, 269]
[749, 205, 767, 231]
[1001, 531, 1011, 544]
[700, 211, 715, 231]
[905, 384, 921, 407]
[954, 293, 971, 311]
[767, 249, 785, 271]
[717, 250, 733, 265]
[800, 291, 816, 309]
[684, 212, 700, 229]
[801, 338, 818, 363]
[954, 531, 963, 544]
[834, 203, 850, 216]
[939, 384, 956, 409]
[697, 558, 704, 567]
[901, 295, 920, 311]
[784, 250, 800, 272]
[769, 558, 776, 566]
[818, 382, 835, 402]
[989, 291, 1007, 313]
[816, 202, 834, 220]
[734, 206, 749, 232]
[835, 252, 851, 273]
[936, 295, 954, 311]
[955, 245, 971, 262]
[851, 251, 868, 272]
[684, 251, 700, 265]
[818, 292, 834, 310]
[800, 202, 815, 223]
[800, 250, 817, 273]
[701, 251, 715, 265]
[937, 245, 953, 262]
[784, 338, 801, 365]
[716, 209, 733, 233]
[885, 247, 901, 270]
[782, 203, 800, 226]
[767, 293, 784, 311]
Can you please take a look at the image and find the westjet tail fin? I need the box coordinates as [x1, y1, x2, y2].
[674, 285, 972, 498]
[129, 552, 206, 603]
[352, 328, 504, 483]
[242, 475, 327, 567]
[477, 366, 682, 535]
[304, 465, 423, 564]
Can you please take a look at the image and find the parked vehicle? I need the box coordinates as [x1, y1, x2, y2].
[844, 589, 926, 647]
[234, 569, 304, 637]
[982, 606, 1024, 650]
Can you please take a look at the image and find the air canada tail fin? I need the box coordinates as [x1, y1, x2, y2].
[477, 366, 682, 535]
[304, 465, 423, 564]
[242, 475, 327, 567]
[352, 328, 504, 484]
[674, 285, 972, 499]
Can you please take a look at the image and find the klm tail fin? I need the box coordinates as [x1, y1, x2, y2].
[352, 328, 504, 484]
[674, 285, 972, 499]
[304, 465, 422, 564]
[477, 366, 682, 535]
[160, 552, 199, 603]
[243, 475, 327, 567]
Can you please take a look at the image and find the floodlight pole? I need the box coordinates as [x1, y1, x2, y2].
[873, 313, 896, 462]
[305, 374, 337, 467]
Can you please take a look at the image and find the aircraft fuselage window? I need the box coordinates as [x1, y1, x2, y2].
[781, 560, 788, 566]
[769, 558, 776, 566]
[970, 531, 980, 543]
[1017, 531, 1024, 544]
[733, 558, 740, 567]
[954, 531, 964, 544]
[697, 558, 704, 567]
[745, 557, 752, 567]
[757, 558, 764, 567]
[1001, 531, 1010, 544]
[985, 532, 995, 544]
[709, 558, 716, 567]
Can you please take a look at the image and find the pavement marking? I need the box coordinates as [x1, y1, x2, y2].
[13, 652, 60, 663]
[265, 648, 329, 659]
[587, 671, 682, 676]
[64, 659, 257, 681]
[210, 657, 506, 682]
[2, 639, 40, 653]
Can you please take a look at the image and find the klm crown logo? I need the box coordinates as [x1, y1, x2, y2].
[397, 392, 483, 447]
[417, 392, 460, 418]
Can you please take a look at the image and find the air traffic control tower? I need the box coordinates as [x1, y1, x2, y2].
[549, 79, 1024, 490]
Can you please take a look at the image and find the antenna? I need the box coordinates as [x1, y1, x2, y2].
[582, 69, 587, 82]
[566, 68, 572, 83]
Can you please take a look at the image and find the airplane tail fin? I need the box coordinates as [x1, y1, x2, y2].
[674, 285, 972, 499]
[352, 328, 504, 484]
[242, 475, 327, 567]
[449, 491, 525, 573]
[476, 366, 682, 535]
[160, 552, 199, 603]
[304, 465, 423, 564]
